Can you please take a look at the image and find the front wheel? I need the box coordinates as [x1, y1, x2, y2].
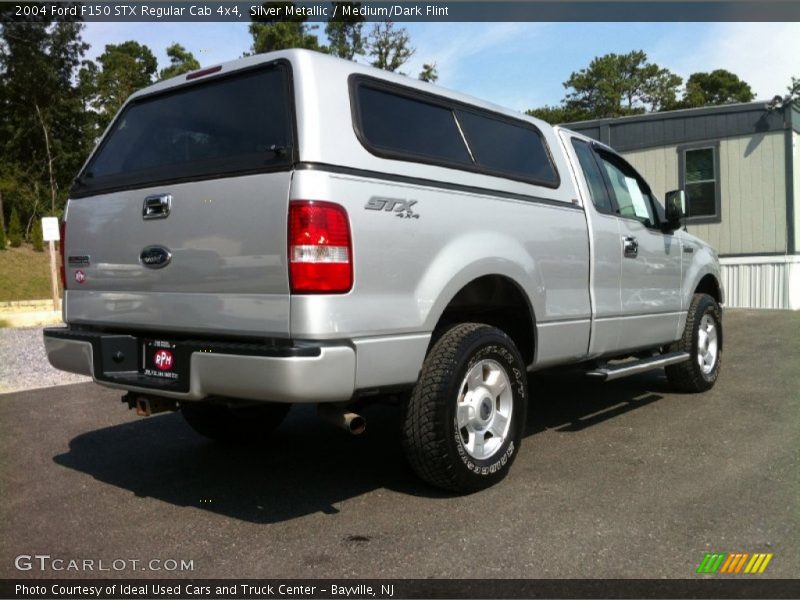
[181, 400, 291, 443]
[402, 323, 528, 493]
[665, 293, 722, 392]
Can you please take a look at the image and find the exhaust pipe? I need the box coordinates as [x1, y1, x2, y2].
[318, 404, 366, 435]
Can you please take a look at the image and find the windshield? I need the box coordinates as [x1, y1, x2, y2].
[73, 63, 293, 197]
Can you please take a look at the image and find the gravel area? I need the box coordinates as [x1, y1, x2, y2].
[0, 326, 89, 394]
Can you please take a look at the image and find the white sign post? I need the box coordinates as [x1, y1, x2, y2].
[41, 217, 60, 311]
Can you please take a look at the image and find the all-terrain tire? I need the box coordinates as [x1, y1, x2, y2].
[181, 400, 291, 443]
[665, 293, 722, 392]
[402, 323, 528, 493]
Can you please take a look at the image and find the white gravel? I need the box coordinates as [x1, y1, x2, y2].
[0, 327, 90, 394]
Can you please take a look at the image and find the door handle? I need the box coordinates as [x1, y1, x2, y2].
[622, 236, 638, 258]
[143, 194, 171, 220]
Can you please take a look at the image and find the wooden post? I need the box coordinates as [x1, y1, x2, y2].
[48, 239, 59, 311]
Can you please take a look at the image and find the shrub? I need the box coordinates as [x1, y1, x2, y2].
[31, 218, 44, 252]
[8, 208, 22, 248]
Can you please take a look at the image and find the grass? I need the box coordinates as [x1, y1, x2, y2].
[0, 243, 62, 302]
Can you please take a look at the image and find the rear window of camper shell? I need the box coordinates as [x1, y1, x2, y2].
[71, 62, 294, 197]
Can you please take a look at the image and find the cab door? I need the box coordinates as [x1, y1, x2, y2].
[592, 148, 683, 351]
[563, 135, 623, 356]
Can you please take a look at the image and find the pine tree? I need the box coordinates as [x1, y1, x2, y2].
[8, 208, 22, 247]
[419, 63, 438, 83]
[366, 22, 414, 73]
[31, 217, 44, 251]
[0, 220, 6, 250]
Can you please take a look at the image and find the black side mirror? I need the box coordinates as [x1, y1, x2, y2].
[663, 189, 686, 232]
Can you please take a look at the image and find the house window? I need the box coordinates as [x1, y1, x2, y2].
[680, 144, 721, 222]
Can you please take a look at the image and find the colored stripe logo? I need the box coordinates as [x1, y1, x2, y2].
[697, 552, 773, 574]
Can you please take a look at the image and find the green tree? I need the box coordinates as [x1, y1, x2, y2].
[8, 207, 22, 248]
[525, 104, 589, 125]
[563, 50, 682, 118]
[31, 217, 44, 252]
[680, 69, 754, 108]
[249, 2, 324, 54]
[77, 58, 100, 141]
[159, 43, 201, 80]
[418, 63, 438, 83]
[788, 76, 799, 104]
[326, 2, 365, 59]
[0, 19, 90, 230]
[87, 41, 157, 131]
[366, 22, 413, 73]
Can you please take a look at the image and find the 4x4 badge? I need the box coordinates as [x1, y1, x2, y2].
[364, 197, 419, 219]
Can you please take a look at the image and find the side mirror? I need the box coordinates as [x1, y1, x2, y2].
[663, 189, 686, 232]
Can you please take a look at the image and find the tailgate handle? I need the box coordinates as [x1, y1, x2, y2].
[143, 194, 171, 220]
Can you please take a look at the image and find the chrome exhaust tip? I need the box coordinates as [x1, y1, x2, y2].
[318, 404, 366, 435]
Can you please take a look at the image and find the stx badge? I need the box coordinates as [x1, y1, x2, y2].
[364, 197, 419, 219]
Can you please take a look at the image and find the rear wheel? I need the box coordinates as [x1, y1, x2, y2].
[180, 400, 290, 443]
[665, 293, 722, 392]
[402, 323, 528, 493]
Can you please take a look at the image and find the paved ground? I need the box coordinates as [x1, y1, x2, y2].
[0, 310, 798, 579]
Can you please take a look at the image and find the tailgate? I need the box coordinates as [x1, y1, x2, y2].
[63, 61, 294, 337]
[64, 174, 291, 336]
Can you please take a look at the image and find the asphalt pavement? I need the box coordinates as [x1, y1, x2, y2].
[1, 310, 798, 579]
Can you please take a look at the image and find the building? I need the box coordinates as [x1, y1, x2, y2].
[565, 101, 800, 310]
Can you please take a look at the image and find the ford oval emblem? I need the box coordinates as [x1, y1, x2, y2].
[140, 245, 172, 269]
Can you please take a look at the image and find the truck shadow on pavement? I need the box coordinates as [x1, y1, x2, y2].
[53, 373, 668, 524]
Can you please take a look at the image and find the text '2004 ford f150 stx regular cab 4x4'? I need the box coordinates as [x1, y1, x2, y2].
[44, 49, 724, 492]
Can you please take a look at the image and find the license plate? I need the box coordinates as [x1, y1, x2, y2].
[142, 340, 181, 381]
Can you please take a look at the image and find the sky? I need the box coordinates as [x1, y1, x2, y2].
[81, 21, 800, 112]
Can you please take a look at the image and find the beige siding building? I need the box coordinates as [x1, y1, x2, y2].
[567, 102, 800, 310]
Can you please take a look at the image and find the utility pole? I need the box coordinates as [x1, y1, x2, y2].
[41, 217, 61, 311]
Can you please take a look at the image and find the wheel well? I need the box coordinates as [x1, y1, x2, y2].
[432, 275, 535, 366]
[695, 274, 722, 305]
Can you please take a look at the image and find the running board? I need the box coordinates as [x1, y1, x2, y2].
[586, 351, 690, 381]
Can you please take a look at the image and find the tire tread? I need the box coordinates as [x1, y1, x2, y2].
[402, 323, 523, 492]
[665, 293, 721, 392]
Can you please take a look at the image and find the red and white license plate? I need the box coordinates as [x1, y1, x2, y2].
[142, 340, 180, 381]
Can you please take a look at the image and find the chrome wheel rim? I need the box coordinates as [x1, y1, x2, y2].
[455, 359, 513, 460]
[697, 314, 718, 375]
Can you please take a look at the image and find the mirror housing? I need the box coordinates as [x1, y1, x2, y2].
[663, 189, 686, 233]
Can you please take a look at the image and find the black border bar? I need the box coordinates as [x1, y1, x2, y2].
[4, 1, 800, 22]
[3, 579, 800, 600]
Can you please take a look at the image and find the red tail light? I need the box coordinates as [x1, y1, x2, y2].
[59, 220, 66, 289]
[288, 201, 352, 293]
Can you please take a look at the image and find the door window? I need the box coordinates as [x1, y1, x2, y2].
[596, 153, 656, 227]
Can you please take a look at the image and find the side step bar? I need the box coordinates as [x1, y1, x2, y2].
[586, 351, 690, 381]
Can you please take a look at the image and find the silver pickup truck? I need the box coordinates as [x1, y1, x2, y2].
[44, 49, 723, 492]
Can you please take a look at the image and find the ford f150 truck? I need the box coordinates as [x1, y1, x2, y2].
[44, 49, 723, 492]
